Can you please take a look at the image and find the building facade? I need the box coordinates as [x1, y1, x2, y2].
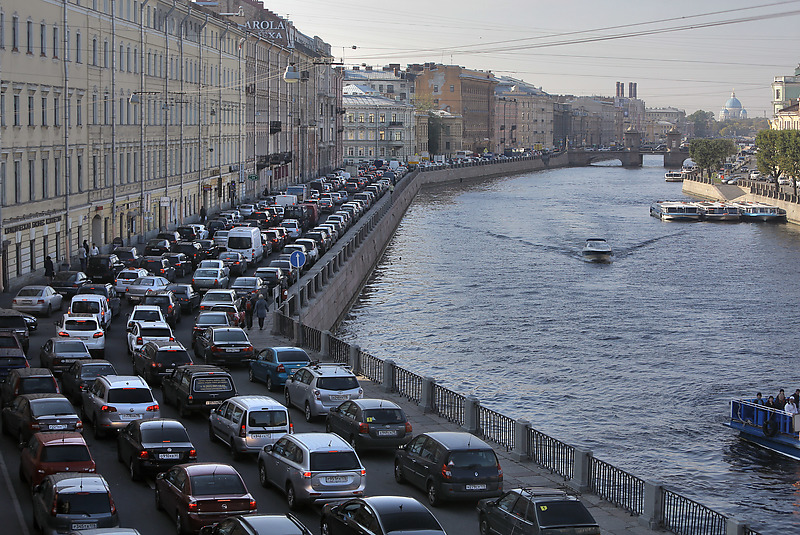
[771, 64, 800, 117]
[644, 107, 687, 142]
[343, 65, 415, 106]
[494, 77, 554, 152]
[770, 101, 800, 130]
[341, 94, 415, 164]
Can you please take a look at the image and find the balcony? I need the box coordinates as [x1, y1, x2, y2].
[388, 121, 403, 127]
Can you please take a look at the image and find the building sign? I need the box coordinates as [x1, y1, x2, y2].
[4, 215, 62, 234]
[242, 14, 295, 48]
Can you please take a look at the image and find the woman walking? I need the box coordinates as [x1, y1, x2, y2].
[255, 293, 269, 330]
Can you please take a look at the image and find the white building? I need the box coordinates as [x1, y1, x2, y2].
[342, 94, 415, 164]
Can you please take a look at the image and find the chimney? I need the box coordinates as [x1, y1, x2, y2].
[633, 83, 638, 98]
[628, 82, 634, 99]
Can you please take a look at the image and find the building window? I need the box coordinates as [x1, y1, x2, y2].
[391, 113, 397, 122]
[14, 160, 21, 203]
[42, 158, 49, 199]
[26, 20, 33, 53]
[76, 99, 82, 125]
[358, 114, 364, 123]
[30, 240, 35, 271]
[52, 26, 58, 58]
[41, 96, 47, 125]
[75, 32, 81, 63]
[54, 156, 60, 196]
[347, 147, 354, 156]
[379, 130, 385, 141]
[92, 155, 98, 189]
[13, 95, 20, 126]
[0, 13, 4, 49]
[92, 38, 97, 65]
[0, 93, 5, 126]
[368, 113, 374, 123]
[103, 92, 109, 124]
[394, 132, 402, 141]
[12, 15, 19, 51]
[450, 85, 454, 92]
[347, 113, 353, 123]
[77, 154, 83, 192]
[387, 85, 394, 94]
[28, 159, 35, 201]
[92, 94, 98, 124]
[103, 40, 108, 68]
[40, 23, 46, 56]
[433, 85, 438, 93]
[379, 113, 385, 123]
[28, 95, 35, 126]
[54, 97, 59, 126]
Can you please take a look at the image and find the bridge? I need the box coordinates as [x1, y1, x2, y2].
[567, 126, 690, 168]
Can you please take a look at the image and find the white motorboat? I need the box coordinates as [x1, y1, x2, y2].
[581, 238, 613, 262]
[665, 171, 684, 182]
[650, 201, 701, 221]
[693, 201, 741, 222]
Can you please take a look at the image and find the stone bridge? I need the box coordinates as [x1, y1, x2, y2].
[567, 148, 691, 168]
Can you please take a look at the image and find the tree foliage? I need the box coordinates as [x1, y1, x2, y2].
[687, 110, 715, 138]
[755, 129, 783, 180]
[776, 130, 800, 195]
[689, 138, 737, 178]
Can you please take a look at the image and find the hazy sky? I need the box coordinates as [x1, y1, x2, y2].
[264, 0, 800, 117]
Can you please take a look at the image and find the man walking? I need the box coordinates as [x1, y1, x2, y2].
[200, 205, 207, 224]
[44, 256, 55, 283]
[90, 243, 100, 256]
[244, 293, 255, 330]
[78, 246, 87, 272]
[255, 293, 268, 330]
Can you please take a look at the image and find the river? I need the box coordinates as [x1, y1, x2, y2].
[336, 155, 800, 533]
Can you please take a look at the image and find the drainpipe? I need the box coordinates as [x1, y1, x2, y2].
[138, 0, 149, 241]
[178, 5, 192, 224]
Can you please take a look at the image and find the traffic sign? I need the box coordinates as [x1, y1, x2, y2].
[248, 174, 258, 181]
[289, 250, 306, 269]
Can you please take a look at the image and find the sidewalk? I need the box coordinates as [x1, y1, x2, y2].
[244, 325, 661, 535]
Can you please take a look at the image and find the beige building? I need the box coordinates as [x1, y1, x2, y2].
[494, 77, 554, 152]
[770, 101, 800, 130]
[342, 93, 415, 164]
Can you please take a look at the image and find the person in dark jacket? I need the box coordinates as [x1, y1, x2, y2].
[44, 256, 55, 283]
[255, 293, 268, 330]
[244, 293, 256, 330]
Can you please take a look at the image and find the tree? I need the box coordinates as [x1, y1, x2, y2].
[755, 129, 782, 180]
[687, 110, 715, 138]
[777, 130, 800, 195]
[689, 139, 717, 178]
[712, 139, 738, 169]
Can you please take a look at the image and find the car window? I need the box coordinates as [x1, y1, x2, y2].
[30, 399, 74, 417]
[248, 410, 287, 428]
[419, 438, 438, 462]
[380, 510, 442, 533]
[363, 408, 404, 424]
[309, 451, 360, 471]
[447, 449, 497, 468]
[81, 364, 115, 380]
[408, 436, 426, 456]
[190, 474, 245, 496]
[534, 501, 595, 526]
[511, 496, 530, 519]
[141, 426, 190, 443]
[19, 377, 57, 395]
[497, 492, 519, 512]
[276, 349, 309, 364]
[41, 445, 92, 462]
[317, 376, 359, 390]
[230, 405, 244, 425]
[56, 492, 111, 515]
[220, 402, 233, 420]
[107, 388, 152, 404]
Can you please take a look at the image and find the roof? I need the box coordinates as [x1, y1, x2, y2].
[229, 395, 285, 410]
[98, 375, 149, 388]
[423, 431, 492, 449]
[36, 431, 87, 446]
[242, 515, 307, 535]
[352, 398, 402, 410]
[363, 496, 432, 515]
[290, 432, 353, 452]
[342, 94, 413, 109]
[182, 462, 240, 476]
[174, 364, 230, 375]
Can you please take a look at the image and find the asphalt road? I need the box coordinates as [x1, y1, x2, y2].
[0, 236, 482, 535]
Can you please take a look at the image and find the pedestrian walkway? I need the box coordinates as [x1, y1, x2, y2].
[244, 325, 661, 535]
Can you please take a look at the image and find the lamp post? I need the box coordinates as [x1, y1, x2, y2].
[283, 61, 300, 185]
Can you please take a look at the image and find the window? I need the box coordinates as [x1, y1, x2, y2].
[358, 114, 364, 123]
[40, 23, 46, 56]
[394, 132, 402, 141]
[0, 13, 4, 49]
[368, 113, 374, 123]
[42, 158, 49, 199]
[103, 40, 108, 68]
[14, 160, 21, 203]
[92, 38, 97, 65]
[450, 85, 454, 92]
[387, 84, 394, 94]
[76, 99, 82, 125]
[379, 113, 385, 123]
[54, 156, 60, 196]
[119, 44, 124, 71]
[75, 32, 81, 63]
[13, 95, 20, 126]
[92, 94, 97, 124]
[54, 97, 59, 126]
[26, 20, 33, 54]
[41, 97, 47, 125]
[28, 95, 35, 126]
[12, 15, 19, 51]
[77, 154, 83, 192]
[52, 26, 59, 58]
[92, 155, 98, 189]
[0, 93, 4, 126]
[379, 130, 385, 141]
[28, 159, 35, 201]
[433, 85, 438, 93]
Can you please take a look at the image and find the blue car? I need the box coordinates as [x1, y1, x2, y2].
[248, 346, 311, 391]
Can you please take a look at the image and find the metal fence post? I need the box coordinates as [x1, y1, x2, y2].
[567, 447, 592, 493]
[639, 481, 664, 530]
[349, 345, 361, 375]
[293, 319, 303, 346]
[320, 331, 330, 359]
[463, 395, 479, 434]
[421, 377, 436, 413]
[271, 311, 281, 335]
[382, 359, 395, 392]
[512, 419, 530, 461]
[725, 518, 745, 535]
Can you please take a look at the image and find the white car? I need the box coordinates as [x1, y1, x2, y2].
[199, 259, 230, 277]
[68, 294, 112, 331]
[750, 170, 761, 179]
[115, 267, 149, 293]
[200, 289, 238, 310]
[127, 320, 174, 356]
[294, 238, 319, 263]
[56, 313, 105, 358]
[778, 177, 792, 186]
[126, 305, 167, 331]
[238, 204, 255, 216]
[187, 224, 209, 240]
[11, 285, 63, 316]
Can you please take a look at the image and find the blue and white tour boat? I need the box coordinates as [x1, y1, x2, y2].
[649, 201, 701, 221]
[727, 399, 800, 460]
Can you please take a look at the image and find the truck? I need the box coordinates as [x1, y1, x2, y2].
[275, 194, 298, 207]
[286, 184, 308, 202]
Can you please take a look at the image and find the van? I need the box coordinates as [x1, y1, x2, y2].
[275, 194, 298, 207]
[286, 184, 308, 202]
[209, 395, 291, 458]
[226, 226, 264, 263]
[68, 294, 112, 330]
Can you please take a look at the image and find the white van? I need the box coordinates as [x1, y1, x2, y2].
[68, 294, 112, 330]
[275, 194, 298, 207]
[209, 395, 291, 457]
[226, 226, 264, 263]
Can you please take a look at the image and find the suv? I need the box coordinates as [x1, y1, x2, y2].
[140, 291, 181, 327]
[31, 473, 119, 533]
[133, 341, 193, 385]
[394, 432, 503, 506]
[68, 293, 112, 331]
[284, 363, 363, 422]
[476, 488, 600, 535]
[161, 365, 237, 416]
[56, 313, 105, 358]
[257, 432, 365, 509]
[140, 256, 176, 282]
[209, 395, 291, 459]
[163, 252, 193, 277]
[85, 254, 126, 284]
[127, 321, 174, 356]
[144, 239, 172, 256]
[0, 309, 31, 352]
[76, 283, 121, 318]
[0, 331, 28, 380]
[173, 241, 205, 268]
[113, 246, 143, 268]
[0, 367, 60, 407]
[80, 375, 160, 438]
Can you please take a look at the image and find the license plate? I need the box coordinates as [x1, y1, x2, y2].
[160, 453, 181, 460]
[465, 484, 487, 490]
[377, 430, 396, 436]
[250, 433, 270, 438]
[205, 400, 221, 405]
[59, 359, 76, 364]
[329, 395, 348, 401]
[325, 476, 348, 483]
[71, 524, 97, 530]
[48, 424, 68, 430]
[120, 413, 141, 420]
[225, 348, 239, 352]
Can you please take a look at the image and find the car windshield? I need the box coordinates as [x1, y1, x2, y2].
[142, 296, 170, 306]
[56, 492, 111, 515]
[197, 313, 229, 326]
[166, 285, 189, 296]
[80, 365, 116, 379]
[141, 426, 191, 444]
[534, 501, 596, 527]
[115, 251, 135, 260]
[231, 279, 256, 288]
[117, 272, 141, 281]
[203, 293, 231, 303]
[17, 288, 43, 297]
[53, 273, 77, 283]
[87, 258, 107, 269]
[309, 451, 361, 471]
[363, 409, 405, 424]
[30, 399, 74, 417]
[107, 388, 152, 404]
[41, 445, 92, 462]
[0, 336, 20, 348]
[19, 377, 57, 394]
[54, 341, 88, 353]
[141, 327, 172, 338]
[132, 279, 155, 287]
[65, 320, 99, 331]
[276, 350, 309, 364]
[189, 474, 246, 496]
[71, 302, 100, 314]
[192, 376, 233, 392]
[380, 511, 442, 534]
[248, 410, 287, 427]
[214, 330, 247, 342]
[446, 450, 498, 468]
[132, 310, 162, 322]
[154, 349, 191, 365]
[195, 270, 218, 278]
[317, 376, 359, 391]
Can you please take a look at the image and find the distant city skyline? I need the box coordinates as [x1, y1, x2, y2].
[266, 0, 800, 117]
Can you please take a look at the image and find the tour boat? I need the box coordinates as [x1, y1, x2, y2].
[727, 399, 800, 460]
[664, 171, 684, 182]
[581, 238, 613, 262]
[729, 201, 786, 223]
[693, 201, 741, 222]
[649, 201, 701, 221]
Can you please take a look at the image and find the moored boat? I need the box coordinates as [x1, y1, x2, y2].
[581, 238, 612, 262]
[726, 399, 800, 460]
[693, 201, 741, 222]
[664, 171, 683, 182]
[729, 201, 786, 223]
[649, 201, 701, 221]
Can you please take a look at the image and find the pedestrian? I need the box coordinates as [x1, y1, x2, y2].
[78, 245, 88, 272]
[44, 256, 55, 283]
[200, 205, 207, 224]
[754, 392, 765, 405]
[389, 183, 395, 198]
[255, 293, 268, 330]
[90, 242, 100, 256]
[244, 293, 255, 330]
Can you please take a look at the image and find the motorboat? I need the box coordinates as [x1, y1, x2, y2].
[664, 171, 683, 182]
[581, 238, 613, 262]
[729, 201, 786, 223]
[649, 201, 701, 221]
[727, 399, 800, 460]
[693, 201, 741, 222]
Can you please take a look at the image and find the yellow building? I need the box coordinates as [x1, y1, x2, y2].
[770, 101, 800, 130]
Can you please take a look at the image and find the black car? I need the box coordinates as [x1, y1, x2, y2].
[113, 246, 143, 268]
[230, 276, 267, 299]
[166, 283, 201, 313]
[176, 226, 200, 241]
[76, 283, 121, 317]
[219, 251, 247, 276]
[85, 254, 126, 284]
[132, 341, 193, 385]
[263, 229, 285, 252]
[320, 497, 445, 535]
[197, 239, 221, 259]
[156, 231, 181, 248]
[476, 488, 600, 535]
[0, 309, 31, 353]
[160, 364, 237, 416]
[200, 514, 313, 535]
[394, 432, 503, 506]
[60, 360, 117, 403]
[206, 220, 227, 237]
[144, 239, 172, 256]
[50, 271, 92, 297]
[191, 311, 230, 344]
[173, 241, 205, 268]
[1, 394, 82, 443]
[192, 326, 253, 366]
[326, 399, 413, 451]
[38, 338, 92, 376]
[140, 256, 176, 282]
[269, 260, 297, 285]
[140, 291, 181, 327]
[162, 252, 193, 278]
[117, 418, 196, 481]
[254, 267, 286, 291]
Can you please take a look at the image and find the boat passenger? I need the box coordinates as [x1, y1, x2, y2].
[766, 396, 777, 409]
[753, 392, 765, 405]
[784, 397, 798, 415]
[776, 389, 786, 407]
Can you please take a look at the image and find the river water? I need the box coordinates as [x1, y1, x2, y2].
[336, 155, 800, 533]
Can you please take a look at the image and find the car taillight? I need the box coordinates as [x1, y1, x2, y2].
[38, 299, 45, 304]
[405, 422, 413, 433]
[187, 500, 198, 512]
[51, 495, 58, 515]
[58, 331, 69, 337]
[100, 405, 117, 412]
[313, 389, 320, 400]
[212, 346, 224, 352]
[441, 464, 452, 479]
[93, 331, 104, 338]
[151, 362, 162, 367]
[360, 469, 366, 476]
[189, 449, 197, 459]
[239, 423, 247, 438]
[76, 421, 83, 430]
[146, 404, 159, 412]
[249, 499, 257, 510]
[30, 422, 40, 430]
[497, 463, 503, 478]
[138, 450, 150, 459]
[301, 471, 312, 479]
[136, 336, 143, 344]
[109, 494, 116, 515]
[289, 422, 293, 434]
[358, 422, 369, 434]
[169, 337, 175, 342]
[276, 364, 285, 373]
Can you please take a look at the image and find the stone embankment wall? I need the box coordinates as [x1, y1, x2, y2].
[682, 178, 800, 225]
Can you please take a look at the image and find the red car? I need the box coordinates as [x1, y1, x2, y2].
[155, 463, 256, 534]
[19, 432, 96, 486]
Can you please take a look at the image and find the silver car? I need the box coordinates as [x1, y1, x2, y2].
[192, 267, 229, 292]
[124, 276, 170, 304]
[284, 364, 363, 422]
[11, 285, 63, 316]
[80, 375, 160, 439]
[257, 432, 365, 510]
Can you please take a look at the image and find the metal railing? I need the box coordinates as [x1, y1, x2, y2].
[589, 457, 645, 516]
[662, 490, 726, 535]
[477, 405, 515, 451]
[433, 384, 465, 426]
[328, 336, 349, 364]
[302, 324, 321, 353]
[527, 427, 574, 480]
[393, 366, 423, 403]
[358, 349, 384, 383]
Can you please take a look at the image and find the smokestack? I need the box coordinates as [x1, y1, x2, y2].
[615, 82, 620, 97]
[628, 82, 634, 99]
[634, 83, 638, 98]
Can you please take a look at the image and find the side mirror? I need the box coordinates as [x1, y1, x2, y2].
[156, 472, 165, 480]
[263, 444, 272, 453]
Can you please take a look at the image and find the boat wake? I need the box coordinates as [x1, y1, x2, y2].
[614, 230, 688, 257]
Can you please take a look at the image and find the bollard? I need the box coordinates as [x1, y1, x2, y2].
[463, 395, 480, 434]
[348, 345, 361, 375]
[421, 377, 436, 413]
[320, 331, 330, 359]
[293, 319, 303, 346]
[512, 419, 531, 461]
[567, 447, 592, 493]
[382, 359, 395, 392]
[639, 481, 664, 529]
[725, 518, 745, 535]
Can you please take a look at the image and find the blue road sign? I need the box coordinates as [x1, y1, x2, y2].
[289, 250, 306, 269]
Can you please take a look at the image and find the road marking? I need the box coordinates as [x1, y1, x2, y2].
[0, 446, 31, 535]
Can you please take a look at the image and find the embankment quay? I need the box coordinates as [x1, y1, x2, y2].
[278, 157, 763, 535]
[683, 174, 800, 224]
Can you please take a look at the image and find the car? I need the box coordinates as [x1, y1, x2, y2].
[140, 256, 177, 282]
[177, 226, 201, 241]
[68, 293, 113, 331]
[173, 241, 205, 268]
[238, 204, 255, 216]
[200, 289, 240, 310]
[197, 239, 221, 259]
[114, 267, 149, 293]
[31, 473, 120, 534]
[133, 341, 192, 385]
[394, 432, 503, 506]
[117, 418, 197, 481]
[156, 230, 182, 248]
[213, 229, 230, 248]
[144, 238, 172, 256]
[778, 177, 792, 186]
[476, 488, 600, 535]
[80, 375, 160, 438]
[263, 229, 285, 252]
[0, 309, 31, 352]
[248, 347, 310, 391]
[280, 219, 302, 240]
[61, 360, 117, 404]
[269, 260, 298, 285]
[198, 514, 313, 535]
[161, 365, 237, 417]
[254, 267, 286, 291]
[85, 254, 126, 284]
[124, 276, 171, 303]
[304, 231, 330, 254]
[2, 393, 82, 444]
[163, 252, 193, 278]
[284, 363, 363, 422]
[77, 283, 122, 318]
[257, 432, 366, 510]
[166, 283, 202, 313]
[208, 395, 291, 459]
[230, 276, 268, 299]
[113, 246, 143, 268]
[39, 338, 92, 375]
[191, 311, 231, 343]
[198, 259, 230, 276]
[207, 219, 228, 237]
[20, 431, 96, 487]
[140, 291, 181, 327]
[155, 463, 257, 534]
[193, 327, 254, 366]
[0, 367, 60, 407]
[192, 267, 230, 292]
[294, 239, 320, 263]
[127, 321, 174, 356]
[50, 271, 92, 297]
[325, 399, 412, 452]
[218, 251, 247, 276]
[320, 496, 445, 535]
[11, 285, 64, 316]
[203, 303, 245, 328]
[56, 313, 106, 358]
[20, 311, 38, 332]
[126, 305, 167, 330]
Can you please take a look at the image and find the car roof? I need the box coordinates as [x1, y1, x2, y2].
[49, 473, 109, 492]
[23, 393, 69, 402]
[228, 395, 285, 410]
[10, 367, 53, 378]
[18, 285, 48, 291]
[132, 321, 171, 329]
[305, 363, 355, 377]
[98, 375, 149, 388]
[132, 305, 162, 312]
[422, 431, 493, 450]
[138, 418, 187, 431]
[36, 431, 87, 446]
[175, 364, 230, 375]
[76, 359, 114, 368]
[290, 432, 353, 452]
[362, 496, 432, 515]
[241, 515, 307, 535]
[350, 399, 402, 411]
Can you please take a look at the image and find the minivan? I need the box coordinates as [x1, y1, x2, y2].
[209, 395, 291, 459]
[226, 226, 265, 264]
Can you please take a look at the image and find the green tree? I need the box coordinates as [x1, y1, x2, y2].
[687, 110, 715, 138]
[712, 138, 738, 169]
[778, 130, 800, 195]
[689, 139, 716, 178]
[755, 129, 782, 180]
